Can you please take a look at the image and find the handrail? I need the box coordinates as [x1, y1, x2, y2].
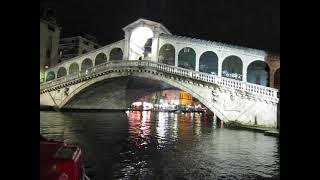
[40, 60, 279, 99]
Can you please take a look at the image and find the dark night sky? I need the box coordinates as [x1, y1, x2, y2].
[45, 0, 279, 53]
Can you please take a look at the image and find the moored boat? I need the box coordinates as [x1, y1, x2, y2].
[40, 135, 90, 180]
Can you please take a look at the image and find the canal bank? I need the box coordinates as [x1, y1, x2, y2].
[224, 121, 279, 137]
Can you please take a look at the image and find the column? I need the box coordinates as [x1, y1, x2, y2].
[269, 69, 275, 88]
[151, 32, 160, 62]
[123, 31, 130, 60]
[195, 51, 200, 71]
[218, 57, 223, 77]
[242, 63, 248, 82]
[175, 46, 181, 67]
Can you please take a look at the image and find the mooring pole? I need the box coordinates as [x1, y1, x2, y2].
[213, 113, 217, 129]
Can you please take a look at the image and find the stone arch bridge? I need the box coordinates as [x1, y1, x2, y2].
[40, 60, 278, 127]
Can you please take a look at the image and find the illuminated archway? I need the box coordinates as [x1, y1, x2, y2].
[178, 47, 196, 70]
[247, 61, 270, 86]
[95, 53, 107, 66]
[46, 71, 55, 82]
[129, 27, 154, 60]
[222, 55, 243, 80]
[158, 44, 175, 65]
[57, 67, 67, 78]
[110, 48, 123, 60]
[199, 51, 218, 75]
[81, 58, 93, 72]
[69, 63, 79, 75]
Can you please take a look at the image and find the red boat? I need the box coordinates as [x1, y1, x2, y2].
[40, 135, 90, 180]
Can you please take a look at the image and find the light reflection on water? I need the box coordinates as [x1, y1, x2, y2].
[40, 111, 279, 180]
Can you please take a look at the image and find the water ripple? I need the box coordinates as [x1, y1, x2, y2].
[41, 111, 279, 180]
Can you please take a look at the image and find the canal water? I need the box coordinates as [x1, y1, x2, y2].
[40, 111, 279, 180]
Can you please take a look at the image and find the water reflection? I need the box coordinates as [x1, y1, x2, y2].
[41, 111, 279, 180]
[127, 111, 152, 148]
[156, 112, 169, 147]
[177, 112, 193, 141]
[193, 112, 201, 136]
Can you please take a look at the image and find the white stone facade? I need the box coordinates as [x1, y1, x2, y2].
[43, 19, 278, 87]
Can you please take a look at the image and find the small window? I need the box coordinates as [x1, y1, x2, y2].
[83, 41, 89, 45]
[94, 45, 98, 49]
[48, 25, 55, 32]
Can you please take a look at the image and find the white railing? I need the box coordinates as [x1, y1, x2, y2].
[40, 60, 278, 98]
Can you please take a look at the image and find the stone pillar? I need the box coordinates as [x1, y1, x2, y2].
[265, 55, 280, 88]
[175, 47, 180, 67]
[218, 54, 223, 77]
[269, 69, 275, 88]
[220, 120, 224, 128]
[123, 31, 130, 60]
[242, 62, 248, 82]
[195, 51, 200, 71]
[151, 32, 160, 62]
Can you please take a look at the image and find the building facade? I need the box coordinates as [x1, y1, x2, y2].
[58, 36, 101, 62]
[40, 19, 61, 83]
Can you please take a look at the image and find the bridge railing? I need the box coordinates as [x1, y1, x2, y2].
[40, 60, 278, 99]
[137, 61, 277, 98]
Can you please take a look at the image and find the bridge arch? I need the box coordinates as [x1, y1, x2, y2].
[199, 51, 218, 75]
[69, 63, 79, 75]
[178, 47, 196, 70]
[222, 55, 243, 80]
[95, 53, 108, 66]
[110, 48, 123, 60]
[46, 71, 55, 82]
[247, 60, 270, 86]
[81, 58, 93, 72]
[158, 43, 175, 66]
[129, 26, 154, 60]
[58, 73, 228, 122]
[57, 67, 67, 78]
